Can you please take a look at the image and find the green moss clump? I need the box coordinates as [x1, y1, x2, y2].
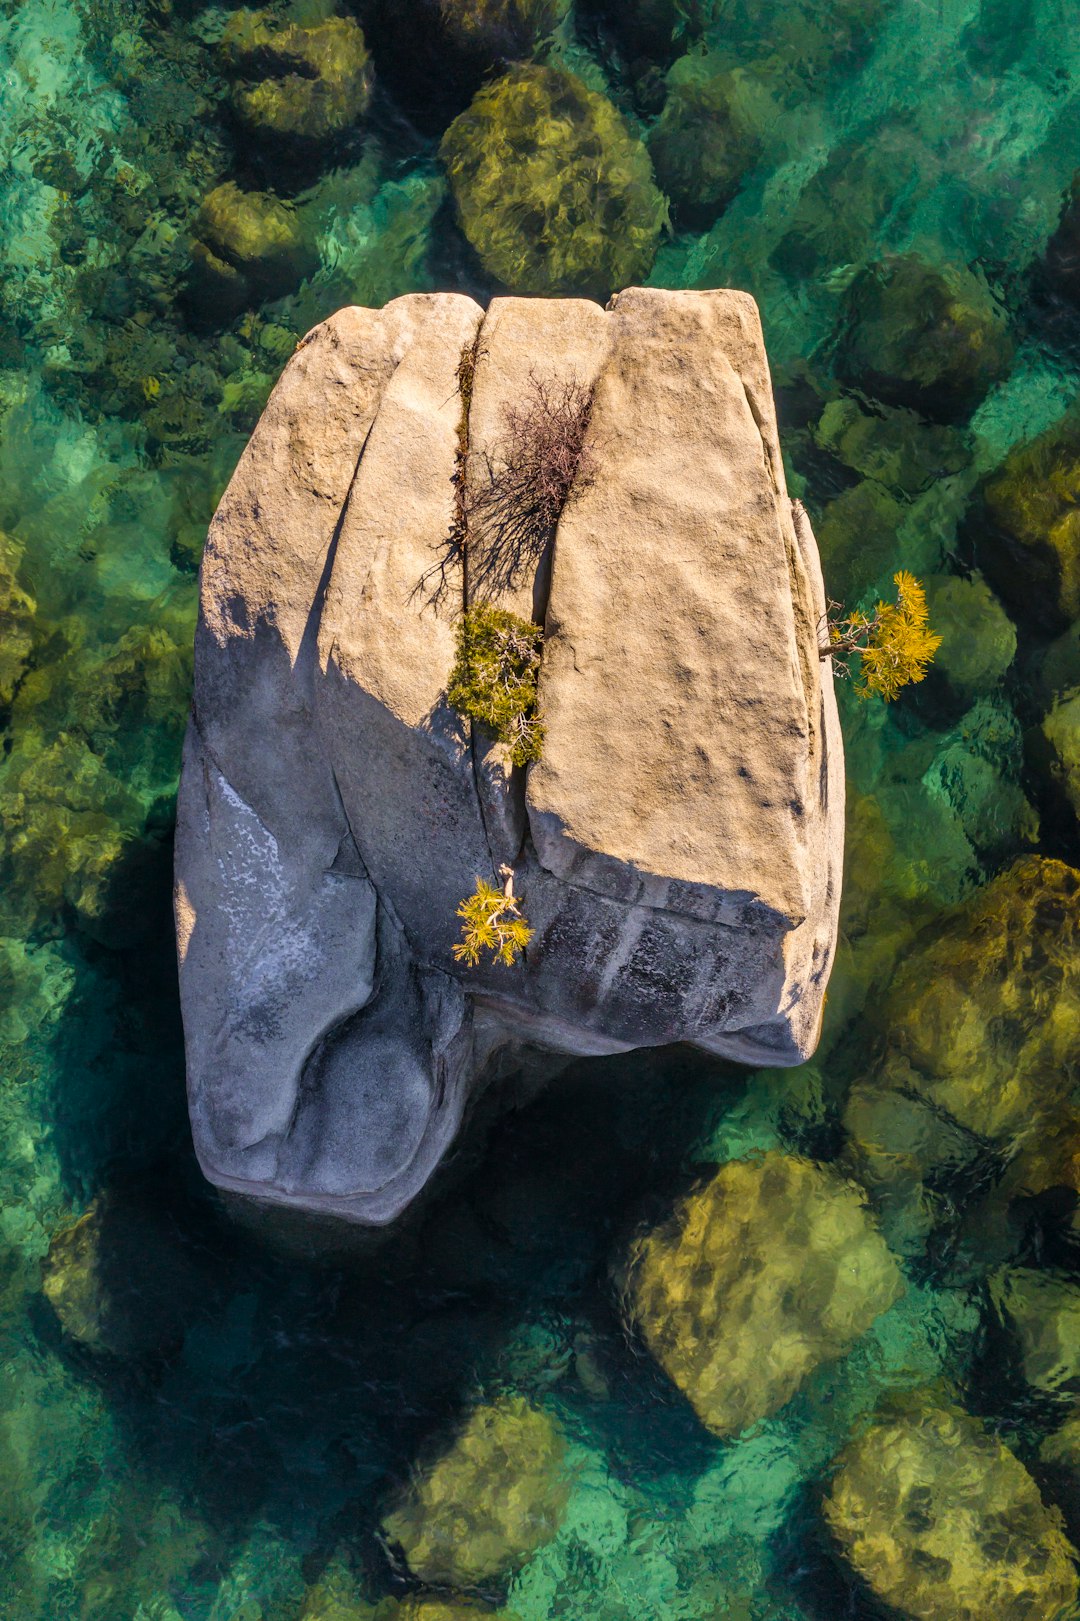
[647, 66, 761, 229]
[221, 11, 372, 145]
[980, 411, 1080, 629]
[825, 1400, 1078, 1621]
[382, 1397, 568, 1587]
[440, 65, 667, 298]
[836, 253, 1015, 422]
[623, 1153, 904, 1437]
[447, 604, 545, 766]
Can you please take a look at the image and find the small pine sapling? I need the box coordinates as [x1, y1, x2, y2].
[447, 602, 545, 765]
[454, 865, 533, 967]
[822, 570, 942, 700]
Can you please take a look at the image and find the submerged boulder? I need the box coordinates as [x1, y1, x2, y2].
[621, 1153, 903, 1436]
[835, 253, 1014, 423]
[979, 411, 1080, 630]
[824, 1401, 1078, 1621]
[175, 288, 844, 1224]
[381, 1397, 569, 1587]
[440, 67, 667, 298]
[220, 10, 372, 146]
[646, 63, 761, 229]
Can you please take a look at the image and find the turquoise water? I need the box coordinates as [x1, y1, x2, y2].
[5, 0, 1080, 1615]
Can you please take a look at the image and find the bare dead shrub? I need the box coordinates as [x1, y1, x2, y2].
[467, 372, 596, 600]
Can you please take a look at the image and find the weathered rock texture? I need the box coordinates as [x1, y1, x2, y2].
[175, 288, 844, 1224]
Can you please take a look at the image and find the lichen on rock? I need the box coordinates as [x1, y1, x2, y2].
[824, 1400, 1079, 1621]
[381, 1396, 570, 1588]
[439, 66, 667, 297]
[621, 1153, 904, 1437]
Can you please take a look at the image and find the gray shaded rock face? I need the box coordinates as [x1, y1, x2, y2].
[176, 289, 844, 1225]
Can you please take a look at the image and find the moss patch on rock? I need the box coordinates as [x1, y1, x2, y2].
[980, 411, 1080, 630]
[440, 65, 667, 298]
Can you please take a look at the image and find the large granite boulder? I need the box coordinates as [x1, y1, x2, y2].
[175, 288, 844, 1225]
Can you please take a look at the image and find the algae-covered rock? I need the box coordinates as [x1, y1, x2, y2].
[190, 182, 316, 312]
[1044, 171, 1080, 305]
[836, 253, 1015, 422]
[647, 64, 761, 229]
[1041, 687, 1080, 824]
[381, 1397, 569, 1587]
[437, 0, 569, 54]
[923, 573, 1016, 699]
[825, 1401, 1078, 1621]
[622, 1153, 904, 1437]
[991, 1268, 1080, 1397]
[980, 412, 1080, 629]
[0, 731, 145, 942]
[816, 479, 906, 603]
[440, 66, 667, 297]
[812, 397, 969, 496]
[221, 10, 372, 145]
[0, 531, 36, 713]
[873, 857, 1080, 1147]
[42, 1196, 205, 1359]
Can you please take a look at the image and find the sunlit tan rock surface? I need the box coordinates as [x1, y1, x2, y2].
[175, 289, 844, 1224]
[621, 1152, 902, 1436]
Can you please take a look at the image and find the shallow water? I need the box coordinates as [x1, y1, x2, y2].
[5, 0, 1080, 1616]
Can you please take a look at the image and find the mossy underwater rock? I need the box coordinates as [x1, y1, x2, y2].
[1041, 687, 1080, 826]
[622, 1153, 904, 1437]
[381, 1397, 569, 1587]
[991, 1268, 1080, 1399]
[42, 1196, 205, 1359]
[437, 0, 570, 54]
[440, 66, 667, 297]
[646, 63, 761, 230]
[0, 531, 36, 712]
[866, 857, 1080, 1149]
[825, 1401, 1079, 1621]
[979, 411, 1080, 630]
[189, 182, 317, 315]
[835, 253, 1014, 422]
[220, 10, 372, 146]
[922, 573, 1016, 700]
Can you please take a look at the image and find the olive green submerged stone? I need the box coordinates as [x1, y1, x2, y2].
[922, 574, 1016, 698]
[623, 1153, 904, 1438]
[0, 531, 35, 713]
[437, 0, 569, 54]
[991, 1268, 1080, 1398]
[875, 857, 1080, 1145]
[221, 11, 372, 144]
[836, 253, 1014, 423]
[981, 411, 1080, 630]
[646, 64, 761, 229]
[381, 1397, 569, 1588]
[440, 66, 667, 298]
[825, 1401, 1078, 1621]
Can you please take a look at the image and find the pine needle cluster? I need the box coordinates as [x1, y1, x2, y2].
[824, 571, 942, 701]
[453, 875, 534, 967]
[447, 603, 545, 766]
